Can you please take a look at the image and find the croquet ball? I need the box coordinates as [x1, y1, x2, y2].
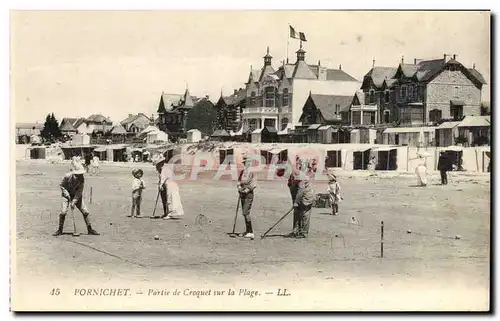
[184, 224, 188, 227]
[208, 220, 212, 224]
[334, 234, 339, 238]
[407, 229, 412, 234]
[455, 235, 461, 239]
[437, 229, 440, 232]
[154, 235, 159, 240]
[109, 223, 113, 225]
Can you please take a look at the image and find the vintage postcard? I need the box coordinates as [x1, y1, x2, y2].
[10, 10, 490, 311]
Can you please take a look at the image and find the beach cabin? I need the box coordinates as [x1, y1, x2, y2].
[372, 146, 398, 170]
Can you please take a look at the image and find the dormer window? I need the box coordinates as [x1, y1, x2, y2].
[385, 90, 390, 103]
[369, 90, 375, 104]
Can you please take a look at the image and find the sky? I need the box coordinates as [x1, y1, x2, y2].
[11, 10, 490, 124]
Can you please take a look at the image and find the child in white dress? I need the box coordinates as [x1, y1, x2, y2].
[327, 172, 342, 215]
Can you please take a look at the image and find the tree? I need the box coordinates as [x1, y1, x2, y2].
[40, 114, 52, 141]
[40, 113, 62, 142]
[51, 113, 62, 139]
[185, 99, 217, 136]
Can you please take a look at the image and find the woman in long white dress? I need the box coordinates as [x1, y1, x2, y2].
[415, 153, 428, 187]
[159, 161, 185, 219]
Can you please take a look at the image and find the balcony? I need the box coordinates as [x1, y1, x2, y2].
[351, 104, 378, 112]
[242, 107, 279, 115]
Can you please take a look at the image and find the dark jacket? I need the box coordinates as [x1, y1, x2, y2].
[437, 154, 453, 172]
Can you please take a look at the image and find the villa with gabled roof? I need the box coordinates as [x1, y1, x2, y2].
[354, 54, 487, 127]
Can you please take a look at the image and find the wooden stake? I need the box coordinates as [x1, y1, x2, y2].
[380, 221, 384, 258]
[90, 186, 92, 204]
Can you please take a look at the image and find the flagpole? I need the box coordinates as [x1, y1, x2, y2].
[286, 38, 289, 64]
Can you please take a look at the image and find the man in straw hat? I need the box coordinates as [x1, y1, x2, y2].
[152, 152, 169, 219]
[53, 159, 100, 236]
[237, 153, 257, 239]
[292, 163, 315, 238]
[286, 157, 303, 237]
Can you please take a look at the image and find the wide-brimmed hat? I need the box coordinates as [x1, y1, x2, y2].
[132, 168, 144, 178]
[152, 154, 166, 166]
[70, 161, 86, 175]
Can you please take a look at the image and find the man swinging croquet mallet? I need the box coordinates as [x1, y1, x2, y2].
[53, 160, 100, 236]
[292, 164, 315, 239]
[237, 153, 257, 240]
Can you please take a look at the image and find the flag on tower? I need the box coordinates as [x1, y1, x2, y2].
[289, 25, 307, 42]
[289, 25, 298, 39]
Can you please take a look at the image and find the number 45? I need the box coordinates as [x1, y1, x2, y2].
[50, 288, 60, 296]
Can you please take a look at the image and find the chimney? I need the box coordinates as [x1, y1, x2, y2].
[128, 114, 133, 117]
[473, 63, 476, 69]
[414, 58, 417, 65]
[372, 58, 375, 68]
[205, 95, 209, 99]
[401, 55, 404, 64]
[453, 54, 457, 60]
[234, 89, 237, 95]
[339, 64, 342, 70]
[286, 58, 289, 64]
[318, 60, 321, 67]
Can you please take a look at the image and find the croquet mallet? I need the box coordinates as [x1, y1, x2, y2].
[150, 189, 161, 219]
[227, 195, 241, 237]
[260, 207, 294, 239]
[70, 204, 80, 237]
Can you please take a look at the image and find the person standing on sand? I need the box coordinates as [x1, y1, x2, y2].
[327, 172, 342, 215]
[84, 153, 92, 173]
[286, 161, 302, 237]
[152, 152, 184, 220]
[237, 153, 257, 240]
[129, 169, 146, 218]
[437, 152, 452, 185]
[293, 167, 315, 239]
[152, 154, 169, 219]
[415, 153, 428, 187]
[53, 160, 100, 236]
[91, 154, 100, 175]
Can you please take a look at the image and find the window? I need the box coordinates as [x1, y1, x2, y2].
[401, 86, 407, 101]
[408, 85, 413, 100]
[385, 91, 390, 103]
[370, 112, 376, 125]
[429, 109, 442, 123]
[352, 111, 361, 125]
[384, 110, 390, 123]
[264, 87, 275, 107]
[415, 85, 421, 101]
[250, 91, 256, 106]
[282, 88, 289, 107]
[453, 86, 459, 98]
[248, 119, 258, 131]
[264, 118, 276, 128]
[280, 117, 289, 131]
[400, 107, 412, 124]
[450, 105, 464, 121]
[411, 107, 423, 123]
[369, 90, 375, 104]
[335, 104, 340, 115]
